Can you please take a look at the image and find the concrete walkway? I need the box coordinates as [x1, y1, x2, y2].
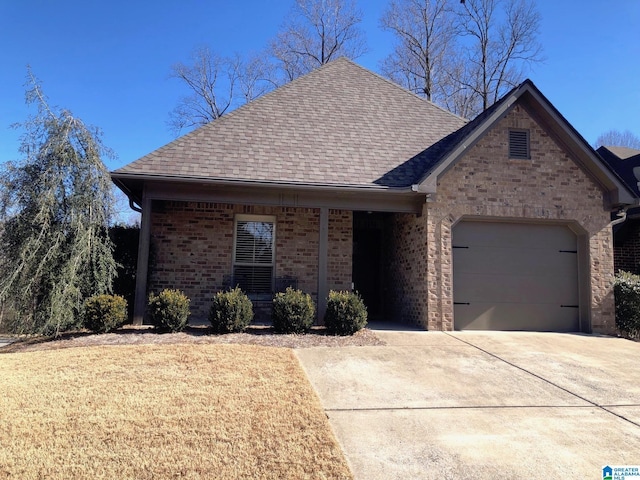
[295, 327, 640, 479]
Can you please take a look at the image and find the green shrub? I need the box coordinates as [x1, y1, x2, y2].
[84, 294, 128, 333]
[209, 287, 253, 333]
[272, 287, 315, 334]
[148, 289, 191, 332]
[324, 290, 367, 336]
[614, 271, 640, 338]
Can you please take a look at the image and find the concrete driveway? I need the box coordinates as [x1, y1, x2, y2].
[295, 326, 640, 479]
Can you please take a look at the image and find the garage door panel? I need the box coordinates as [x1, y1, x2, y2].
[454, 272, 578, 305]
[453, 221, 579, 332]
[453, 247, 577, 277]
[453, 222, 576, 251]
[454, 303, 580, 331]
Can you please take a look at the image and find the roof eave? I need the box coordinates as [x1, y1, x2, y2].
[110, 171, 429, 213]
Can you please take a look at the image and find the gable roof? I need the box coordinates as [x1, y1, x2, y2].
[112, 59, 636, 209]
[113, 58, 466, 193]
[414, 80, 637, 206]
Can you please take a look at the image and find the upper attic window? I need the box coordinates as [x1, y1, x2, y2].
[509, 129, 530, 159]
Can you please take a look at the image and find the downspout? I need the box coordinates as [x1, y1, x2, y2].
[610, 201, 639, 228]
[610, 207, 629, 227]
[129, 198, 143, 213]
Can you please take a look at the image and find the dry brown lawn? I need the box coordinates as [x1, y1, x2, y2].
[0, 343, 353, 479]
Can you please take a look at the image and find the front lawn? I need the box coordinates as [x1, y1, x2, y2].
[0, 344, 352, 479]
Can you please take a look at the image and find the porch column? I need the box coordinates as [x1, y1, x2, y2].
[318, 207, 329, 323]
[133, 193, 152, 325]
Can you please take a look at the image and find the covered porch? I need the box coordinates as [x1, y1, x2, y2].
[113, 176, 429, 326]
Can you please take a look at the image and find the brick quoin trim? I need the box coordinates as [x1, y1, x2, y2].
[392, 105, 615, 333]
[328, 210, 353, 291]
[148, 202, 352, 321]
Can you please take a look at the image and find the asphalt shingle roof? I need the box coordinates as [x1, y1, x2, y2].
[115, 58, 467, 188]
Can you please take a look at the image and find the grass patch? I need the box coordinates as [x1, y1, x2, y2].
[0, 344, 352, 479]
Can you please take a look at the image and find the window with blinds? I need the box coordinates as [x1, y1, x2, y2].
[233, 215, 275, 295]
[509, 129, 530, 159]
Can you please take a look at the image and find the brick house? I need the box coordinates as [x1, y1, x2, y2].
[597, 145, 640, 274]
[112, 58, 636, 333]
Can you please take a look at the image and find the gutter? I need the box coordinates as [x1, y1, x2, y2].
[110, 171, 433, 195]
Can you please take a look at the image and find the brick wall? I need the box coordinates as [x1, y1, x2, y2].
[149, 201, 234, 319]
[328, 209, 353, 291]
[275, 207, 320, 296]
[393, 104, 615, 333]
[613, 220, 640, 274]
[148, 202, 352, 321]
[388, 209, 428, 326]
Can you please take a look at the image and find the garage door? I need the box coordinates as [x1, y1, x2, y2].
[452, 221, 579, 331]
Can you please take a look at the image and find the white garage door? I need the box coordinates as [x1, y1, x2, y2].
[453, 221, 580, 331]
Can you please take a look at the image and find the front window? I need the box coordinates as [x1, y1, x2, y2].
[233, 215, 275, 296]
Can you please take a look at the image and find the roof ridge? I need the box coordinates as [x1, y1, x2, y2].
[340, 57, 469, 123]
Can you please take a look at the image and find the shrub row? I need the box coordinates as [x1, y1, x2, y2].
[82, 287, 368, 336]
[82, 290, 191, 334]
[212, 286, 366, 335]
[83, 271, 640, 339]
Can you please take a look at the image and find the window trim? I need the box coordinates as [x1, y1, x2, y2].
[232, 214, 276, 296]
[508, 128, 531, 160]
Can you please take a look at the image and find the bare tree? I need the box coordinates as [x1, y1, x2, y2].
[168, 47, 237, 134]
[380, 0, 457, 103]
[271, 0, 368, 82]
[595, 130, 640, 150]
[455, 0, 543, 116]
[380, 0, 542, 118]
[236, 53, 278, 104]
[168, 48, 276, 135]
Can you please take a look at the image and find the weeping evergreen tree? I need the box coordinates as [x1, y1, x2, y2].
[0, 71, 117, 336]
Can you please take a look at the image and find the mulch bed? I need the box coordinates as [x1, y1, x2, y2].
[0, 324, 385, 353]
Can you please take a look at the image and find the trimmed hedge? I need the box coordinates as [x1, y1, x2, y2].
[272, 287, 315, 334]
[84, 294, 128, 333]
[324, 290, 367, 336]
[614, 271, 640, 338]
[209, 287, 254, 333]
[148, 289, 191, 332]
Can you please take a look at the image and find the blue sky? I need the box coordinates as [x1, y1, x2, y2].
[1, 0, 639, 174]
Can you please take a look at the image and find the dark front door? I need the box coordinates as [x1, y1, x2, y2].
[353, 212, 386, 319]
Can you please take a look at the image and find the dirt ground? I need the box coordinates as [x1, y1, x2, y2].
[1, 324, 384, 354]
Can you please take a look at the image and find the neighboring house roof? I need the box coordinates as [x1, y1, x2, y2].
[598, 145, 640, 197]
[113, 57, 466, 191]
[603, 146, 640, 160]
[112, 58, 636, 208]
